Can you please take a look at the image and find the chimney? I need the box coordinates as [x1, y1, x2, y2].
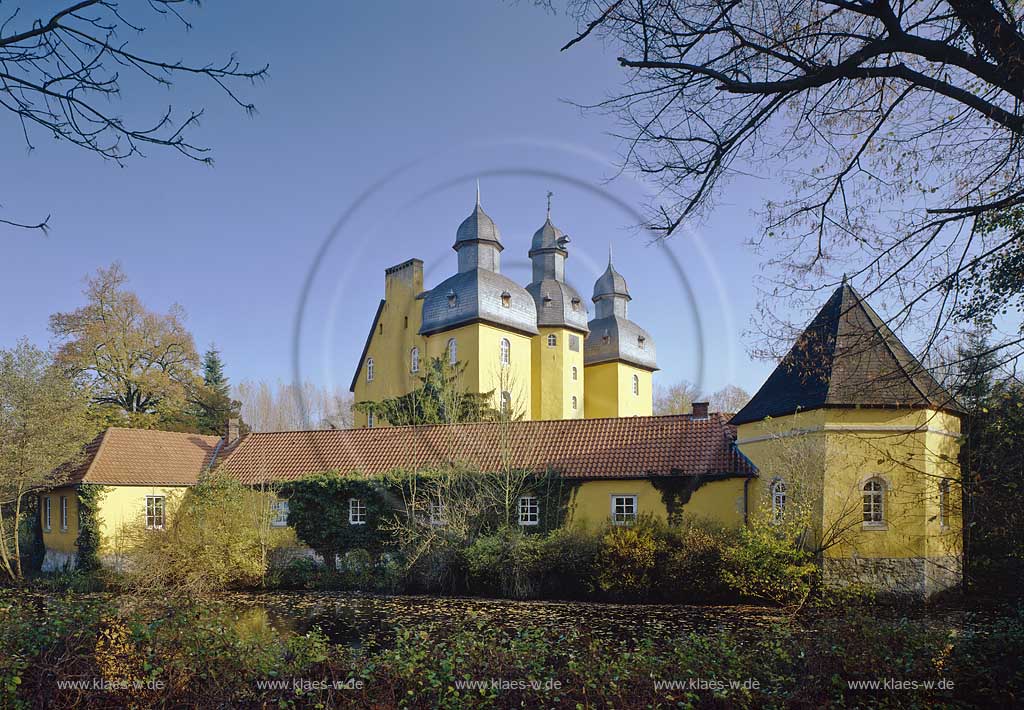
[226, 418, 240, 444]
[691, 402, 709, 419]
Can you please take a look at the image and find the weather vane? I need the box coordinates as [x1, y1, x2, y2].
[546, 191, 553, 216]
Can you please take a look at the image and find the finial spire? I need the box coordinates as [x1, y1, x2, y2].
[841, 272, 848, 286]
[608, 243, 614, 266]
[475, 179, 481, 206]
[546, 191, 553, 217]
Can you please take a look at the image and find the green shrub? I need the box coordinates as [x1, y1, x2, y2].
[465, 527, 544, 599]
[722, 523, 819, 606]
[654, 518, 732, 602]
[534, 524, 601, 599]
[597, 518, 659, 600]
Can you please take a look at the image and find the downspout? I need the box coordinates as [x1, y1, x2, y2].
[743, 477, 750, 526]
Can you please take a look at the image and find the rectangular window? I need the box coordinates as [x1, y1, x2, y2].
[349, 497, 367, 525]
[518, 496, 539, 526]
[429, 500, 445, 526]
[43, 496, 51, 531]
[271, 499, 289, 527]
[568, 334, 580, 352]
[611, 495, 638, 525]
[59, 496, 68, 531]
[145, 495, 166, 530]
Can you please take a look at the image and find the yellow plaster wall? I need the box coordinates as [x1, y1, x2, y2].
[40, 486, 80, 553]
[95, 485, 188, 554]
[736, 408, 962, 561]
[583, 361, 653, 418]
[476, 323, 533, 418]
[352, 264, 426, 428]
[531, 327, 585, 420]
[568, 477, 747, 527]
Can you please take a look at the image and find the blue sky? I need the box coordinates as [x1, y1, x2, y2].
[1, 0, 782, 397]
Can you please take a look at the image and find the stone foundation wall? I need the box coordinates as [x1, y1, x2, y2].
[823, 556, 962, 599]
[41, 549, 77, 572]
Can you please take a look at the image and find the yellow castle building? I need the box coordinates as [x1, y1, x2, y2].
[348, 190, 657, 425]
[36, 195, 966, 598]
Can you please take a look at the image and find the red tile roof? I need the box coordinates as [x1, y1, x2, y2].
[216, 414, 756, 484]
[63, 428, 222, 486]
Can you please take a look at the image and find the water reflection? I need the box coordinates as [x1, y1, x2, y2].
[218, 592, 789, 648]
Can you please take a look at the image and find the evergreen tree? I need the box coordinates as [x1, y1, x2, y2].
[193, 345, 243, 436]
[355, 358, 499, 426]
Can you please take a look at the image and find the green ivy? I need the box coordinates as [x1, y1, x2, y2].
[74, 484, 107, 572]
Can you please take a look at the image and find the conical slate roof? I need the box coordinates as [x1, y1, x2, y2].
[593, 259, 630, 301]
[531, 217, 567, 253]
[455, 190, 502, 248]
[730, 283, 964, 425]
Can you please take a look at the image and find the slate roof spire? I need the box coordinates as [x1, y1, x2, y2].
[730, 282, 964, 425]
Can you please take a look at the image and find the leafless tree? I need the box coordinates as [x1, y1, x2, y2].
[234, 379, 353, 432]
[564, 0, 1024, 366]
[0, 1, 266, 231]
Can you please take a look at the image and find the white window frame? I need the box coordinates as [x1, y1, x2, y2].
[145, 495, 166, 531]
[632, 374, 639, 396]
[59, 495, 68, 531]
[366, 357, 374, 382]
[499, 338, 510, 367]
[571, 366, 578, 381]
[429, 500, 445, 527]
[43, 496, 51, 531]
[862, 478, 886, 528]
[410, 346, 420, 373]
[518, 496, 539, 526]
[770, 479, 786, 522]
[939, 479, 950, 528]
[447, 338, 457, 365]
[271, 499, 289, 527]
[571, 395, 578, 410]
[367, 411, 375, 428]
[611, 494, 638, 526]
[349, 497, 367, 525]
[547, 333, 557, 348]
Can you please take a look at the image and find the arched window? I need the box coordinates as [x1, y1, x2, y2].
[501, 291, 512, 308]
[863, 478, 885, 526]
[500, 390, 512, 415]
[366, 357, 374, 382]
[770, 479, 786, 521]
[367, 411, 375, 429]
[410, 346, 420, 373]
[571, 395, 578, 410]
[547, 333, 557, 348]
[500, 338, 510, 367]
[571, 366, 578, 381]
[632, 374, 639, 396]
[447, 338, 457, 365]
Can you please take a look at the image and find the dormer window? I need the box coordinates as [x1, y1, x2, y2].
[543, 295, 553, 305]
[637, 335, 646, 350]
[501, 291, 512, 308]
[602, 330, 610, 345]
[571, 297, 581, 311]
[447, 290, 457, 308]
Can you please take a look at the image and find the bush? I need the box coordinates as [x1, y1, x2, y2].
[722, 523, 819, 606]
[267, 557, 329, 590]
[653, 518, 732, 602]
[534, 524, 602, 599]
[597, 518, 660, 600]
[465, 527, 544, 599]
[122, 471, 293, 597]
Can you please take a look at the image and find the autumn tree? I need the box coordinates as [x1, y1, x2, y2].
[565, 0, 1024, 366]
[0, 1, 265, 232]
[50, 263, 200, 428]
[0, 340, 93, 582]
